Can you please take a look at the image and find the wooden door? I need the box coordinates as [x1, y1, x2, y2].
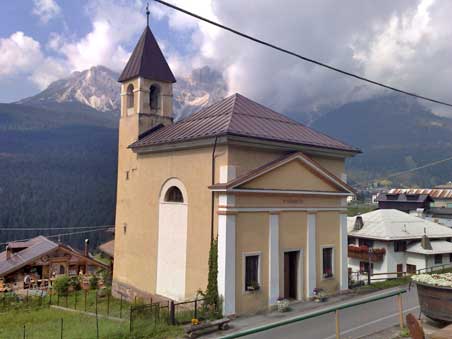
[397, 264, 404, 278]
[284, 252, 298, 299]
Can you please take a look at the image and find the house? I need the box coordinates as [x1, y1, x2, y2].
[377, 192, 432, 213]
[112, 21, 360, 316]
[347, 209, 452, 280]
[386, 188, 452, 226]
[0, 236, 108, 291]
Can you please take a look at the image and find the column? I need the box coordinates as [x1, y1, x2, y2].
[306, 213, 317, 298]
[218, 213, 236, 316]
[339, 213, 348, 290]
[268, 213, 279, 306]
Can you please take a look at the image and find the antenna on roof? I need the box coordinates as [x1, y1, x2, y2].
[146, 2, 150, 26]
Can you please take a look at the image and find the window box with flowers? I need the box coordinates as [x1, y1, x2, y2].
[348, 245, 386, 262]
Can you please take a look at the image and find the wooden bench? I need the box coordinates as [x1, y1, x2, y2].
[184, 318, 230, 338]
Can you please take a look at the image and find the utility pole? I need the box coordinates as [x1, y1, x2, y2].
[367, 248, 374, 285]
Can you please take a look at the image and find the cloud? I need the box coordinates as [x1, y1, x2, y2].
[32, 0, 61, 23]
[48, 0, 145, 72]
[0, 32, 43, 76]
[152, 0, 452, 117]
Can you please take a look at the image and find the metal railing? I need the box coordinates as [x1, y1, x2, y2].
[349, 262, 452, 286]
[219, 289, 407, 339]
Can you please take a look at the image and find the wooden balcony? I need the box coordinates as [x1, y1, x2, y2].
[348, 245, 385, 262]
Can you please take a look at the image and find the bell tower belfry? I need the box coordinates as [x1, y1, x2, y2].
[117, 11, 176, 145]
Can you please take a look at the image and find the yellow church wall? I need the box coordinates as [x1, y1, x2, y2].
[234, 193, 343, 208]
[113, 144, 229, 299]
[227, 145, 283, 177]
[235, 212, 269, 315]
[310, 155, 345, 179]
[241, 159, 337, 192]
[316, 211, 341, 293]
[279, 211, 308, 299]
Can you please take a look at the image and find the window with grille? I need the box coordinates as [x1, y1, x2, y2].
[322, 247, 334, 278]
[245, 255, 260, 291]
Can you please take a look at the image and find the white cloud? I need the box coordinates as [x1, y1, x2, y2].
[49, 0, 146, 72]
[32, 0, 61, 23]
[152, 0, 452, 117]
[0, 32, 43, 76]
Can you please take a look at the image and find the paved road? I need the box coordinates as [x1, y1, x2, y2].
[238, 287, 419, 339]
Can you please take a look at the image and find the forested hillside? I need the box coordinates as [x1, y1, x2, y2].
[0, 103, 117, 249]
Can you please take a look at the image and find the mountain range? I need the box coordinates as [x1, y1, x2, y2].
[1, 64, 452, 247]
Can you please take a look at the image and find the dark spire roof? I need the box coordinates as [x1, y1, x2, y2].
[118, 26, 176, 83]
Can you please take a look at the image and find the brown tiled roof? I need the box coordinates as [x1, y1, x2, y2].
[118, 26, 176, 83]
[130, 93, 360, 153]
[98, 240, 114, 258]
[389, 188, 452, 199]
[0, 236, 58, 277]
[209, 151, 356, 194]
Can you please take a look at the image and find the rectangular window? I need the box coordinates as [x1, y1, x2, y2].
[394, 241, 407, 252]
[407, 264, 417, 274]
[450, 253, 452, 263]
[348, 237, 356, 245]
[245, 255, 260, 291]
[359, 261, 373, 274]
[322, 247, 334, 279]
[435, 254, 443, 265]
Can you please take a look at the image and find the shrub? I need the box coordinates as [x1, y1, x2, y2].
[53, 276, 70, 295]
[69, 276, 81, 291]
[89, 275, 99, 290]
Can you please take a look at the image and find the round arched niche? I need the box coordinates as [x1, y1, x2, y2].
[156, 177, 189, 301]
[159, 178, 188, 204]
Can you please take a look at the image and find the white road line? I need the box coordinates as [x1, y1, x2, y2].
[321, 305, 420, 339]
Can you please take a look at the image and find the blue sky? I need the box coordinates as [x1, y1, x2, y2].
[1, 0, 451, 117]
[0, 0, 197, 102]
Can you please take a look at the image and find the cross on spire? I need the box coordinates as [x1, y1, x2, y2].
[146, 2, 150, 26]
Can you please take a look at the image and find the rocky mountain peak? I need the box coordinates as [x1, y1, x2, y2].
[17, 65, 228, 118]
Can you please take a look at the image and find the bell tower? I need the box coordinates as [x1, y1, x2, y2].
[117, 8, 176, 145]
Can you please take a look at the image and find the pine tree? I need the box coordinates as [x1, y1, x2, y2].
[205, 237, 219, 308]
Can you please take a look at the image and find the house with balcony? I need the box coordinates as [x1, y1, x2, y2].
[347, 209, 452, 280]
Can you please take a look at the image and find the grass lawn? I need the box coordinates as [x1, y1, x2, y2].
[0, 302, 183, 339]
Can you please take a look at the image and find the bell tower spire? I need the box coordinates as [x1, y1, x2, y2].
[146, 2, 150, 27]
[118, 4, 176, 142]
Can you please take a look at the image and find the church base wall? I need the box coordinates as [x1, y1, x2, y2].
[112, 279, 170, 303]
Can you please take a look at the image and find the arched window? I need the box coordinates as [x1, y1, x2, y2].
[149, 84, 160, 110]
[164, 186, 184, 203]
[126, 84, 134, 109]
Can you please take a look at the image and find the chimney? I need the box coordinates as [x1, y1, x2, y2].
[421, 228, 432, 250]
[354, 216, 364, 231]
[5, 245, 11, 260]
[84, 239, 89, 257]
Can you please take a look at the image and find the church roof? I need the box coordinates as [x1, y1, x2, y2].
[130, 93, 360, 153]
[118, 26, 176, 83]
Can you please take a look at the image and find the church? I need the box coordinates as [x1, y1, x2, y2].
[112, 21, 360, 315]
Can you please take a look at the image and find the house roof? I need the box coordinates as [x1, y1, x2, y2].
[389, 188, 452, 200]
[0, 236, 108, 277]
[347, 209, 452, 241]
[407, 240, 452, 255]
[210, 151, 356, 195]
[118, 26, 176, 83]
[377, 193, 432, 203]
[0, 236, 58, 277]
[130, 93, 360, 153]
[98, 240, 114, 258]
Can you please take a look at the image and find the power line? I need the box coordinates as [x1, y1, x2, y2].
[0, 228, 112, 246]
[0, 225, 114, 231]
[153, 0, 452, 108]
[355, 155, 452, 187]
